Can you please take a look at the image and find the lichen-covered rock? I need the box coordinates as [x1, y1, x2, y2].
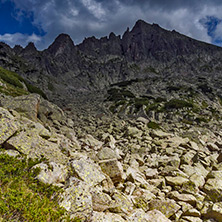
[128, 209, 172, 222]
[91, 211, 125, 222]
[165, 176, 189, 187]
[97, 147, 117, 160]
[59, 177, 92, 220]
[109, 191, 134, 214]
[0, 107, 18, 144]
[5, 124, 68, 164]
[126, 167, 149, 187]
[201, 202, 222, 221]
[100, 159, 125, 183]
[127, 126, 143, 138]
[1, 94, 40, 121]
[149, 198, 181, 218]
[91, 190, 115, 212]
[33, 162, 68, 186]
[80, 134, 103, 150]
[168, 191, 197, 206]
[203, 177, 222, 202]
[71, 157, 106, 186]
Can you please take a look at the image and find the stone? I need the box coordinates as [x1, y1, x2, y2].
[81, 134, 103, 150]
[181, 216, 203, 222]
[33, 162, 68, 186]
[165, 176, 189, 187]
[181, 150, 196, 165]
[126, 167, 149, 187]
[91, 212, 125, 222]
[71, 157, 106, 186]
[207, 142, 219, 151]
[5, 123, 68, 164]
[145, 168, 158, 179]
[149, 198, 181, 218]
[189, 141, 200, 151]
[110, 191, 134, 214]
[202, 202, 222, 221]
[203, 177, 222, 202]
[127, 209, 172, 222]
[91, 190, 115, 212]
[59, 178, 92, 220]
[1, 94, 40, 121]
[137, 117, 149, 124]
[183, 208, 201, 217]
[97, 147, 117, 160]
[100, 159, 124, 184]
[151, 130, 173, 139]
[0, 107, 18, 144]
[127, 126, 143, 138]
[168, 191, 197, 206]
[189, 173, 205, 188]
[132, 189, 156, 212]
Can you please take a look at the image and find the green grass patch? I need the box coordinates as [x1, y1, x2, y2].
[0, 67, 24, 88]
[0, 153, 74, 222]
[0, 66, 47, 99]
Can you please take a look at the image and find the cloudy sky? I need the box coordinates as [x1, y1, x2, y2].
[1, 0, 222, 50]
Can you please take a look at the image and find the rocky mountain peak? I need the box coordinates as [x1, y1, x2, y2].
[23, 42, 37, 53]
[13, 45, 23, 54]
[47, 33, 75, 56]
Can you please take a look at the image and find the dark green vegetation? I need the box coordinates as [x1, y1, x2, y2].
[0, 153, 74, 222]
[147, 121, 160, 129]
[164, 99, 193, 110]
[0, 67, 47, 98]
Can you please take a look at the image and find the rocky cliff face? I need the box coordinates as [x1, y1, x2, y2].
[1, 19, 222, 105]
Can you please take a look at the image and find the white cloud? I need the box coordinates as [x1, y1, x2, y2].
[0, 33, 41, 48]
[215, 23, 222, 40]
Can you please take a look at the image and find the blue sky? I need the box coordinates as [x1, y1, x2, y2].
[1, 0, 222, 49]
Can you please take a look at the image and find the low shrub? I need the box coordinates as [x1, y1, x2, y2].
[164, 99, 193, 109]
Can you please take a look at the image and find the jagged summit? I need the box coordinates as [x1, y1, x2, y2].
[24, 42, 37, 52]
[47, 33, 75, 56]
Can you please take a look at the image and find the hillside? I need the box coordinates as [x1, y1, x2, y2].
[1, 20, 222, 221]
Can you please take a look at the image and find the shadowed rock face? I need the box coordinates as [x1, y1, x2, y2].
[1, 19, 222, 108]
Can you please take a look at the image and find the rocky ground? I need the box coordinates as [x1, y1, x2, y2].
[1, 93, 222, 222]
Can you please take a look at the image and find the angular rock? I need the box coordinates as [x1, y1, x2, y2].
[59, 178, 92, 220]
[100, 159, 124, 183]
[81, 134, 103, 150]
[127, 126, 143, 138]
[165, 176, 189, 187]
[91, 190, 115, 212]
[149, 198, 181, 218]
[145, 168, 158, 179]
[91, 212, 125, 222]
[202, 202, 222, 221]
[110, 191, 134, 214]
[128, 209, 172, 222]
[207, 142, 219, 151]
[168, 191, 197, 206]
[0, 107, 18, 144]
[1, 94, 40, 121]
[5, 124, 68, 164]
[97, 147, 117, 160]
[71, 157, 106, 186]
[126, 167, 149, 187]
[33, 162, 68, 185]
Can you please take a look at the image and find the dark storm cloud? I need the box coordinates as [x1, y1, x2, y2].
[1, 0, 222, 49]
